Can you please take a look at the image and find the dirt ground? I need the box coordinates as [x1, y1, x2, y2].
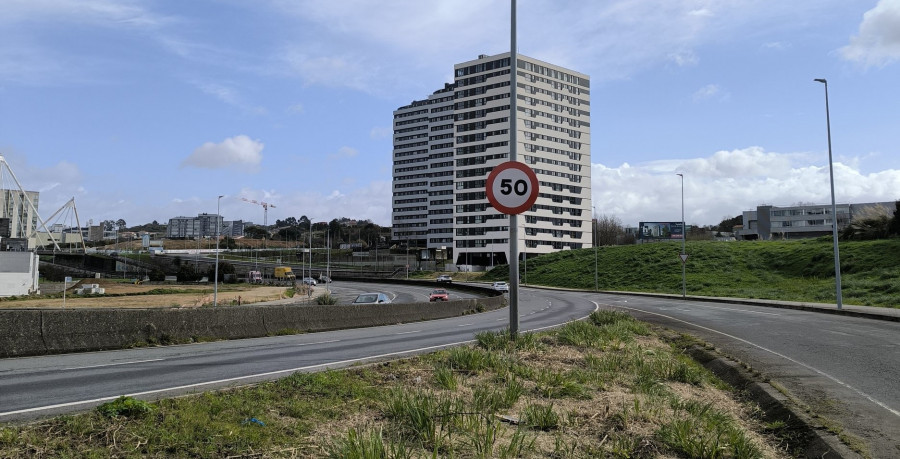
[1, 279, 299, 309]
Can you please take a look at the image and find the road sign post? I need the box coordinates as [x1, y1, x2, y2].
[486, 160, 539, 339]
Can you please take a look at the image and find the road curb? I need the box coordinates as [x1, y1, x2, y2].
[684, 344, 860, 458]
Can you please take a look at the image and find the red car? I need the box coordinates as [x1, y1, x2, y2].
[429, 289, 450, 302]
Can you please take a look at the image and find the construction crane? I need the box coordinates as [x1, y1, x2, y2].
[240, 198, 276, 248]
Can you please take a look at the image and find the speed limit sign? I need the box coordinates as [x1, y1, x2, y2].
[486, 161, 539, 215]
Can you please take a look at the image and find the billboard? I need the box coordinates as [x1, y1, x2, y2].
[638, 222, 684, 241]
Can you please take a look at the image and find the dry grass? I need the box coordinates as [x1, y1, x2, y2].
[1, 281, 290, 309]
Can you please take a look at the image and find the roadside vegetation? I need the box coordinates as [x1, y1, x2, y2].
[0, 311, 789, 458]
[485, 238, 900, 308]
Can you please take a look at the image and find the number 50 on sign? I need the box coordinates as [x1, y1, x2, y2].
[486, 161, 540, 215]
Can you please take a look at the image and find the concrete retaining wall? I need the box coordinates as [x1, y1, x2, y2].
[0, 295, 504, 358]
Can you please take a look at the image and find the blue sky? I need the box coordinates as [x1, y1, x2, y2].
[2, 0, 899, 230]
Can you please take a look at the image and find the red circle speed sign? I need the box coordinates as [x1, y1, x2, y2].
[486, 161, 539, 215]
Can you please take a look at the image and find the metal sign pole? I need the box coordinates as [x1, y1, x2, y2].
[508, 0, 520, 340]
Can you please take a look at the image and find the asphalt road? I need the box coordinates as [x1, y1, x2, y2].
[1, 284, 897, 456]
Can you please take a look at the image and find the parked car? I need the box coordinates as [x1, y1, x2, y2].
[491, 281, 509, 292]
[436, 275, 453, 283]
[352, 293, 392, 304]
[318, 275, 332, 283]
[429, 288, 450, 302]
[302, 277, 317, 285]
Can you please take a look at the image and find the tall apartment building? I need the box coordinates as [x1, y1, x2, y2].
[392, 53, 592, 267]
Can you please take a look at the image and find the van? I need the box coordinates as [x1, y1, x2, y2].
[274, 266, 296, 281]
[248, 271, 262, 284]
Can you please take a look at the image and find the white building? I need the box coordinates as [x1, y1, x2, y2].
[391, 53, 592, 268]
[737, 201, 896, 240]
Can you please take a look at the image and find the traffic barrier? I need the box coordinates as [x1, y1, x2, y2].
[0, 295, 503, 358]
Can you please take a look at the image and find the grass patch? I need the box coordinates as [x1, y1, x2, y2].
[483, 238, 900, 307]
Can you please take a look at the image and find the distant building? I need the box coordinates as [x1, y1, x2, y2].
[737, 202, 895, 240]
[1, 189, 40, 240]
[166, 213, 224, 239]
[222, 220, 246, 238]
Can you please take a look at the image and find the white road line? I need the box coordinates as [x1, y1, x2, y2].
[395, 330, 421, 335]
[683, 303, 782, 316]
[296, 340, 340, 347]
[604, 303, 900, 419]
[457, 323, 473, 327]
[63, 359, 164, 371]
[820, 329, 854, 337]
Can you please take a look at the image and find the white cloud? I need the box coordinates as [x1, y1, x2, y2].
[592, 147, 900, 227]
[668, 49, 699, 67]
[692, 83, 730, 102]
[181, 135, 264, 170]
[839, 0, 900, 67]
[287, 103, 304, 114]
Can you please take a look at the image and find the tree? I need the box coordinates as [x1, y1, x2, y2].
[717, 215, 743, 233]
[594, 214, 624, 246]
[243, 226, 268, 239]
[116, 219, 127, 230]
[101, 220, 116, 231]
[890, 201, 900, 237]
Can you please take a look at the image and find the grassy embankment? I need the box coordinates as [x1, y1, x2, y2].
[0, 311, 790, 458]
[483, 239, 900, 308]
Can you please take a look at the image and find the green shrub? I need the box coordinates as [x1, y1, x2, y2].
[317, 293, 339, 305]
[96, 396, 154, 419]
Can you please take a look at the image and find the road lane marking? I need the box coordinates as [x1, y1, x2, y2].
[684, 303, 782, 316]
[457, 323, 473, 327]
[603, 303, 900, 419]
[296, 340, 340, 347]
[395, 330, 421, 335]
[821, 329, 853, 337]
[63, 359, 164, 371]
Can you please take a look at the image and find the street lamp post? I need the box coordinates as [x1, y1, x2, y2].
[214, 195, 223, 307]
[677, 173, 685, 298]
[593, 206, 598, 292]
[815, 78, 843, 309]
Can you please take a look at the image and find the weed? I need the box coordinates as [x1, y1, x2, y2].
[557, 320, 603, 347]
[327, 427, 412, 459]
[317, 293, 339, 305]
[521, 403, 559, 431]
[498, 428, 536, 458]
[534, 369, 588, 399]
[96, 396, 154, 419]
[433, 365, 458, 391]
[446, 346, 498, 374]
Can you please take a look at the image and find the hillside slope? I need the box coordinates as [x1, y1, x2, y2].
[485, 238, 900, 308]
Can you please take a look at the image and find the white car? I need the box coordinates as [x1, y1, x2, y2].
[352, 293, 392, 304]
[491, 281, 509, 292]
[302, 277, 317, 285]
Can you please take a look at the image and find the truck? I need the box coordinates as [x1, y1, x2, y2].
[247, 270, 263, 284]
[273, 266, 296, 281]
